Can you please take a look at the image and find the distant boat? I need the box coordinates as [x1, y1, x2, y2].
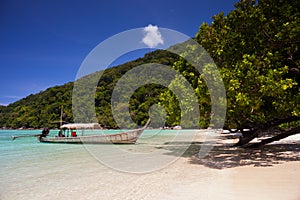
[39, 119, 151, 144]
[173, 125, 182, 130]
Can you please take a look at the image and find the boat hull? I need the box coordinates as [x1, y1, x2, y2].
[39, 128, 144, 144]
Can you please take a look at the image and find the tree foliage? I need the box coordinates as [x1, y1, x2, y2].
[0, 82, 73, 129]
[195, 0, 300, 146]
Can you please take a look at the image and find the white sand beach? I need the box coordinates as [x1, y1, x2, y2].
[1, 132, 299, 200]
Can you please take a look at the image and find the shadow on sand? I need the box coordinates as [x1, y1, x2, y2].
[159, 140, 300, 169]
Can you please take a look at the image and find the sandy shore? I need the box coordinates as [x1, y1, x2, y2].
[1, 133, 299, 200]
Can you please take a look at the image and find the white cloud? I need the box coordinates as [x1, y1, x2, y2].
[142, 24, 164, 48]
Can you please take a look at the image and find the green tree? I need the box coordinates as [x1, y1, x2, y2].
[195, 0, 300, 147]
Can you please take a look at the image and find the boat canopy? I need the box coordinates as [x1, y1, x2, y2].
[60, 123, 100, 129]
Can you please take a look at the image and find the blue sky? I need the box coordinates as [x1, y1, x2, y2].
[0, 0, 237, 105]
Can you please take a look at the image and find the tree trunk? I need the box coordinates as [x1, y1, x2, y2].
[246, 126, 300, 148]
[232, 130, 258, 147]
[233, 116, 300, 147]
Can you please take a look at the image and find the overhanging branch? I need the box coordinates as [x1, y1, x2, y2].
[255, 116, 300, 132]
[232, 116, 300, 147]
[247, 126, 300, 148]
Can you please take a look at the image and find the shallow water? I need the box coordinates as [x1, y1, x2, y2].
[0, 130, 87, 193]
[1, 129, 299, 199]
[0, 129, 212, 199]
[0, 129, 203, 170]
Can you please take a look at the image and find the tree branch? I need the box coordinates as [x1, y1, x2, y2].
[232, 116, 300, 147]
[255, 116, 300, 132]
[246, 126, 300, 148]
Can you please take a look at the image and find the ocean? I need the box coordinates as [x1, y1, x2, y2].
[0, 129, 211, 199]
[0, 130, 88, 199]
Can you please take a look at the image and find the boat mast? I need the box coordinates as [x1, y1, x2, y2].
[60, 105, 63, 128]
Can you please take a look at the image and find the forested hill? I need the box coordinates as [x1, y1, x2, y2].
[0, 50, 179, 129]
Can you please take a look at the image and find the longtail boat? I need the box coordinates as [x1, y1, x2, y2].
[13, 119, 151, 144]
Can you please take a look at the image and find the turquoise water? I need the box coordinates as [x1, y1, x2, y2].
[0, 130, 82, 164]
[0, 129, 195, 166]
[0, 129, 204, 199]
[0, 129, 198, 172]
[0, 130, 85, 178]
[0, 130, 95, 198]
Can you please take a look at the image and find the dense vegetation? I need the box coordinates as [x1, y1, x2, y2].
[0, 83, 74, 129]
[0, 0, 299, 147]
[199, 0, 300, 147]
[0, 50, 179, 129]
[159, 0, 300, 146]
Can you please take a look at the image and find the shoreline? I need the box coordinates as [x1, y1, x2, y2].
[1, 130, 299, 200]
